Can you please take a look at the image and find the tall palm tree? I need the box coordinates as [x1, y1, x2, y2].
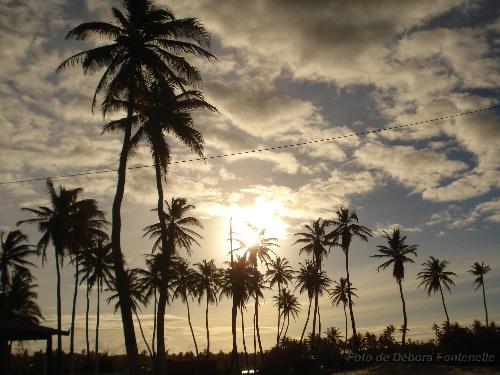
[58, 2, 215, 372]
[266, 256, 294, 344]
[79, 239, 114, 375]
[144, 197, 203, 365]
[327, 207, 371, 348]
[417, 256, 456, 324]
[170, 257, 200, 356]
[18, 179, 102, 371]
[193, 259, 220, 358]
[0, 230, 36, 293]
[371, 229, 417, 345]
[274, 288, 300, 339]
[295, 261, 316, 342]
[468, 262, 492, 325]
[329, 277, 358, 344]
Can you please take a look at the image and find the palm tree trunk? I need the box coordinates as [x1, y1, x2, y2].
[230, 297, 239, 374]
[283, 315, 290, 338]
[255, 292, 263, 356]
[152, 290, 157, 358]
[482, 282, 489, 325]
[133, 309, 154, 359]
[156, 288, 168, 373]
[86, 279, 90, 362]
[398, 279, 408, 346]
[343, 303, 348, 344]
[300, 296, 312, 342]
[110, 99, 140, 375]
[279, 313, 286, 339]
[186, 298, 199, 357]
[94, 280, 100, 375]
[70, 260, 79, 375]
[345, 250, 358, 350]
[311, 289, 318, 346]
[439, 285, 450, 324]
[54, 247, 63, 375]
[276, 283, 281, 345]
[318, 306, 322, 340]
[240, 306, 250, 370]
[253, 313, 257, 370]
[205, 296, 210, 358]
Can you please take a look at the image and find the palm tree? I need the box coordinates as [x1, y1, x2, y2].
[327, 207, 371, 348]
[144, 197, 203, 365]
[0, 230, 36, 293]
[274, 288, 300, 339]
[417, 256, 456, 324]
[371, 229, 417, 345]
[18, 179, 103, 371]
[295, 261, 316, 342]
[79, 239, 114, 375]
[294, 219, 332, 345]
[0, 270, 43, 324]
[170, 257, 200, 356]
[266, 256, 294, 344]
[468, 262, 492, 325]
[329, 277, 358, 344]
[58, 2, 215, 372]
[193, 259, 220, 358]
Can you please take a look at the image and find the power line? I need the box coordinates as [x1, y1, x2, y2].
[0, 104, 498, 186]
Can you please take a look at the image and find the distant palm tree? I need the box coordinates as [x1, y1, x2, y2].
[144, 197, 202, 365]
[372, 229, 417, 345]
[18, 179, 104, 371]
[329, 277, 358, 344]
[266, 256, 294, 344]
[58, 2, 215, 372]
[327, 207, 371, 348]
[296, 261, 316, 342]
[0, 270, 42, 324]
[325, 327, 342, 347]
[79, 239, 114, 375]
[274, 288, 300, 339]
[193, 259, 220, 358]
[468, 262, 492, 325]
[170, 257, 200, 356]
[0, 230, 36, 293]
[417, 256, 456, 324]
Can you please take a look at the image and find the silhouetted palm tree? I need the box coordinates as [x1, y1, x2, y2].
[327, 207, 371, 348]
[0, 270, 42, 324]
[266, 256, 294, 344]
[144, 197, 202, 364]
[193, 259, 220, 358]
[417, 256, 456, 324]
[468, 261, 492, 325]
[296, 261, 316, 342]
[18, 179, 103, 371]
[58, 2, 215, 371]
[170, 257, 200, 356]
[325, 327, 342, 347]
[372, 229, 417, 345]
[79, 239, 114, 375]
[329, 277, 358, 344]
[0, 230, 36, 293]
[274, 288, 300, 339]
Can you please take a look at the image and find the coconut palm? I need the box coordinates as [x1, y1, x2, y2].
[193, 259, 220, 358]
[329, 277, 358, 344]
[266, 256, 294, 344]
[79, 239, 114, 375]
[327, 207, 371, 348]
[417, 256, 456, 324]
[144, 197, 202, 364]
[371, 229, 417, 345]
[0, 270, 42, 324]
[0, 230, 36, 293]
[295, 261, 316, 342]
[170, 257, 200, 356]
[468, 262, 492, 325]
[18, 179, 104, 371]
[58, 2, 215, 371]
[274, 288, 300, 339]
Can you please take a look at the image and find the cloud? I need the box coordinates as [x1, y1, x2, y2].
[373, 223, 422, 237]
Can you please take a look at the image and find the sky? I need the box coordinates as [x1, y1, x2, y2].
[1, 0, 499, 355]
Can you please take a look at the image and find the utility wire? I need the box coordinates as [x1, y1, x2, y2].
[0, 104, 498, 186]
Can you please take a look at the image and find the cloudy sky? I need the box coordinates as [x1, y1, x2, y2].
[1, 0, 499, 354]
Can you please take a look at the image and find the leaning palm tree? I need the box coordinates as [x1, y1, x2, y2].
[266, 256, 294, 344]
[275, 288, 301, 339]
[371, 229, 417, 345]
[58, 2, 215, 371]
[327, 207, 371, 348]
[144, 197, 203, 364]
[193, 259, 220, 358]
[0, 230, 36, 293]
[417, 256, 456, 324]
[329, 277, 358, 344]
[468, 261, 492, 325]
[18, 179, 102, 371]
[170, 257, 200, 357]
[79, 239, 114, 375]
